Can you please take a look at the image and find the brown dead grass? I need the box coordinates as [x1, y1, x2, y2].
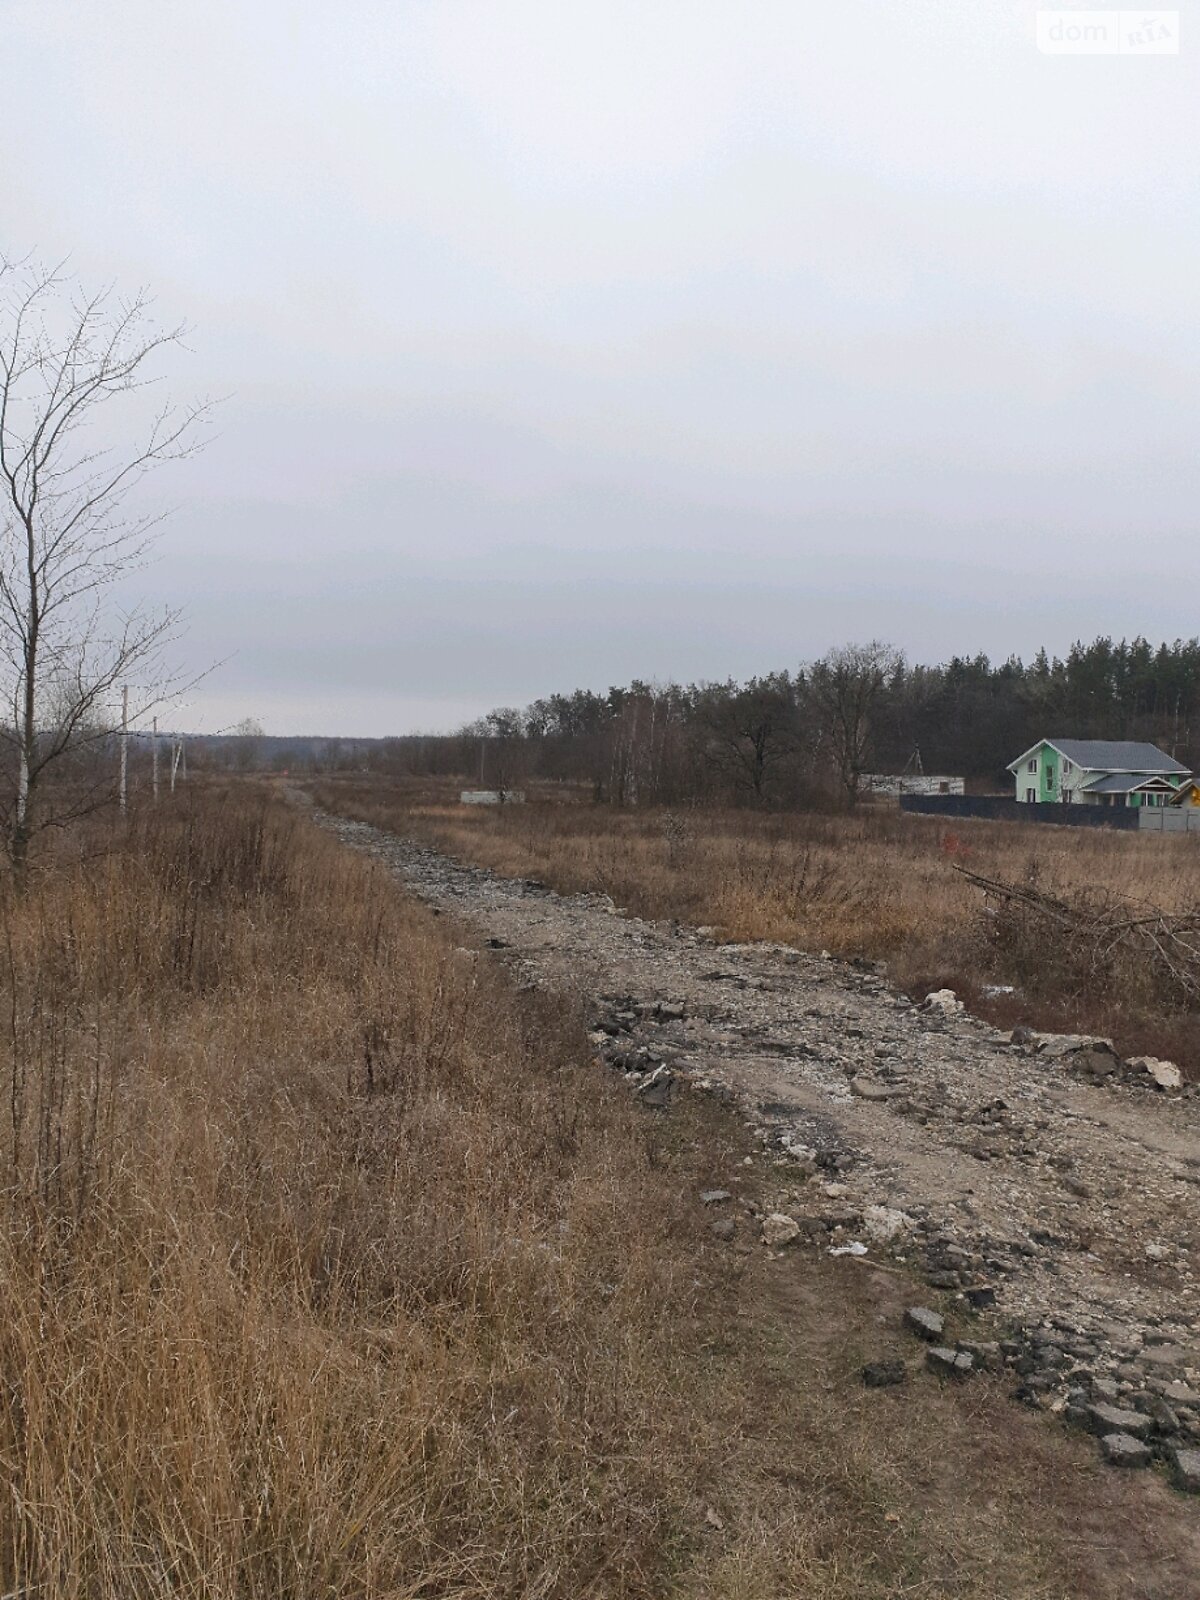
[0, 791, 715, 1596]
[308, 776, 1200, 1078]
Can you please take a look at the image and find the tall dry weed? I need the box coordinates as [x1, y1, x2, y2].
[0, 793, 715, 1598]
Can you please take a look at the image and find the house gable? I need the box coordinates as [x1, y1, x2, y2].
[1008, 740, 1075, 803]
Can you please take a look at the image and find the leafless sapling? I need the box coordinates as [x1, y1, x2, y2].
[0, 257, 210, 867]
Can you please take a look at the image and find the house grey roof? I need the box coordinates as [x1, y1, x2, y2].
[1046, 739, 1189, 774]
[1079, 771, 1181, 794]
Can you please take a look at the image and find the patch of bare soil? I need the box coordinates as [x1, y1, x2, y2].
[740, 1250, 1200, 1599]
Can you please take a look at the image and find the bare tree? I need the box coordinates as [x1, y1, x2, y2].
[805, 641, 904, 807]
[231, 716, 265, 772]
[0, 258, 209, 867]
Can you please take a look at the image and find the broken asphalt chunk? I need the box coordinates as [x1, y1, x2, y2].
[905, 1306, 945, 1341]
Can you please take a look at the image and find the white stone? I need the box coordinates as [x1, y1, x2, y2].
[922, 988, 963, 1015]
[761, 1212, 801, 1247]
[1128, 1055, 1184, 1091]
[864, 1204, 915, 1244]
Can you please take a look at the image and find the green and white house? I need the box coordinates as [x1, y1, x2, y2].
[1008, 739, 1191, 808]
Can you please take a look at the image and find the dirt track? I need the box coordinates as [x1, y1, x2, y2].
[319, 810, 1200, 1434]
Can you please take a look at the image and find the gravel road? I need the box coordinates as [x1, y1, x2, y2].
[318, 809, 1200, 1446]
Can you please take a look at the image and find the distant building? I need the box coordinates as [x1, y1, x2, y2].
[1007, 739, 1190, 807]
[862, 773, 964, 798]
[460, 789, 526, 805]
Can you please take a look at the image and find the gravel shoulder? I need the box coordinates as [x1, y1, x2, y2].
[317, 811, 1200, 1458]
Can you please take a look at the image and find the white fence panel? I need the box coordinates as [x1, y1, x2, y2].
[1139, 807, 1200, 832]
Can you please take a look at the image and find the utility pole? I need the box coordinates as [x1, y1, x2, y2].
[152, 715, 159, 802]
[118, 685, 129, 815]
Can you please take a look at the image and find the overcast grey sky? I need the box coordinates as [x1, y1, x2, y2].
[3, 1, 1196, 733]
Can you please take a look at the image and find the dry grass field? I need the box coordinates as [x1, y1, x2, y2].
[0, 792, 719, 1596]
[310, 776, 1200, 1079]
[5, 783, 1200, 1598]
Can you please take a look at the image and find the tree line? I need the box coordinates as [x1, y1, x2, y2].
[356, 635, 1200, 808]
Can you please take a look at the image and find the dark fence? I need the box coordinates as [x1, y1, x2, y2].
[898, 794, 1140, 830]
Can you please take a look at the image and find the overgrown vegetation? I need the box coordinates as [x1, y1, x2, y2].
[311, 778, 1200, 1079]
[0, 792, 724, 1596]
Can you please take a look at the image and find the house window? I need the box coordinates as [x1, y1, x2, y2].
[1046, 768, 1055, 789]
[1027, 760, 1037, 773]
[1025, 787, 1036, 802]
